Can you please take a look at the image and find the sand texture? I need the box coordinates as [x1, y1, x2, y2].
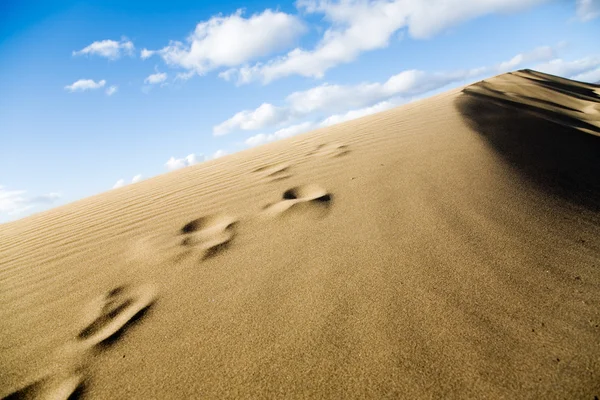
[1, 69, 599, 399]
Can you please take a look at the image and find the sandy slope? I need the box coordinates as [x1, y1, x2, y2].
[1, 70, 599, 399]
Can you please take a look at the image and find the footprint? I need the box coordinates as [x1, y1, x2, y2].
[262, 184, 332, 217]
[3, 372, 85, 400]
[3, 284, 156, 400]
[308, 143, 350, 158]
[179, 214, 238, 260]
[76, 283, 157, 348]
[252, 163, 292, 182]
[4, 343, 88, 400]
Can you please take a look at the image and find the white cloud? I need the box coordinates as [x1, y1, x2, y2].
[534, 56, 600, 80]
[575, 0, 600, 21]
[213, 103, 289, 135]
[224, 0, 549, 84]
[217, 67, 485, 134]
[285, 82, 386, 115]
[165, 153, 204, 170]
[32, 192, 61, 202]
[73, 38, 134, 60]
[319, 99, 401, 127]
[144, 72, 168, 84]
[112, 174, 143, 189]
[237, 51, 593, 140]
[64, 79, 106, 92]
[497, 45, 557, 72]
[244, 121, 314, 147]
[175, 71, 196, 81]
[572, 68, 600, 84]
[0, 185, 61, 217]
[212, 150, 228, 159]
[140, 49, 155, 59]
[146, 9, 306, 78]
[244, 133, 270, 147]
[243, 50, 594, 142]
[105, 85, 118, 96]
[244, 92, 444, 146]
[215, 43, 565, 134]
[243, 98, 417, 148]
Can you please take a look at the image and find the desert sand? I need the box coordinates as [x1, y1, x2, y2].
[1, 69, 599, 399]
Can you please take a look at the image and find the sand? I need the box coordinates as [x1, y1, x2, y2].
[1, 69, 599, 399]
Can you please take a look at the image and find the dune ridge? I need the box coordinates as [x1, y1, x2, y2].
[1, 70, 599, 399]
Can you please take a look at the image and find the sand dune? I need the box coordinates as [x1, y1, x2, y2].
[1, 69, 599, 399]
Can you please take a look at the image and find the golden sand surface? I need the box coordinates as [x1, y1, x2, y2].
[1, 70, 599, 399]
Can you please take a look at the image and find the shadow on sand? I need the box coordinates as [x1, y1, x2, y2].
[455, 90, 600, 214]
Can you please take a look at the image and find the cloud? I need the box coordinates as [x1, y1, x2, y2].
[175, 71, 196, 81]
[105, 85, 118, 96]
[140, 49, 154, 59]
[572, 68, 600, 84]
[165, 153, 204, 170]
[223, 0, 549, 84]
[0, 185, 61, 217]
[243, 100, 406, 147]
[212, 150, 228, 159]
[64, 79, 106, 92]
[497, 45, 557, 72]
[145, 9, 306, 78]
[218, 68, 484, 134]
[213, 103, 289, 135]
[575, 0, 600, 21]
[533, 56, 600, 80]
[233, 50, 595, 145]
[144, 72, 168, 84]
[73, 38, 134, 60]
[216, 44, 562, 134]
[319, 99, 401, 127]
[244, 121, 315, 147]
[112, 174, 143, 189]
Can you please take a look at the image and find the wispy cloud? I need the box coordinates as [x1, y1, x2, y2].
[243, 99, 412, 148]
[575, 0, 600, 21]
[144, 72, 168, 84]
[73, 38, 134, 60]
[113, 174, 143, 189]
[571, 68, 600, 84]
[216, 69, 484, 135]
[165, 153, 204, 170]
[221, 0, 550, 85]
[244, 121, 315, 147]
[0, 186, 61, 218]
[215, 44, 560, 135]
[140, 48, 154, 60]
[319, 99, 402, 127]
[65, 79, 106, 92]
[214, 103, 288, 136]
[212, 149, 228, 159]
[497, 45, 558, 72]
[534, 56, 600, 80]
[142, 9, 306, 79]
[105, 85, 118, 96]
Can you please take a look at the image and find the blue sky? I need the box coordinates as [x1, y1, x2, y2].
[1, 0, 599, 222]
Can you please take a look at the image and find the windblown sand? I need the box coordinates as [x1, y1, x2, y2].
[1, 69, 599, 399]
